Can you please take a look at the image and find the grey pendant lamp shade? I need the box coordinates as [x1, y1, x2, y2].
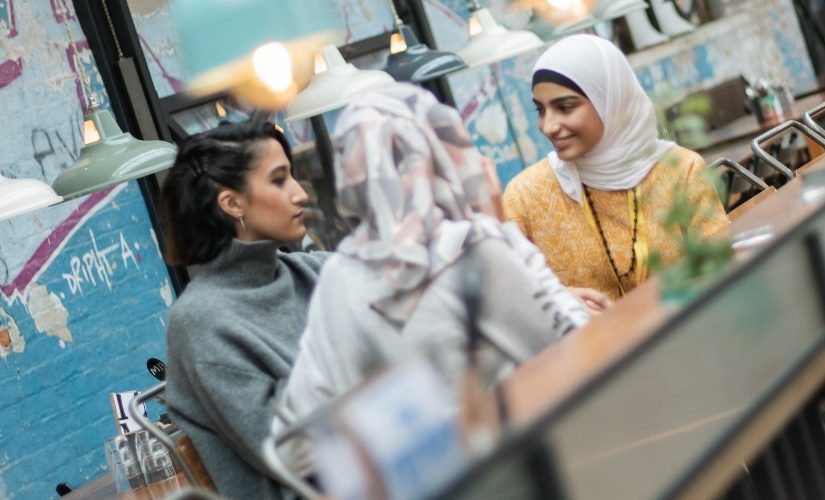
[52, 108, 177, 200]
[0, 176, 62, 223]
[594, 0, 648, 18]
[382, 0, 465, 82]
[384, 25, 467, 82]
[49, 0, 177, 201]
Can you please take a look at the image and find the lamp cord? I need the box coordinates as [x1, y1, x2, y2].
[57, 0, 98, 109]
[100, 0, 125, 58]
[386, 0, 404, 29]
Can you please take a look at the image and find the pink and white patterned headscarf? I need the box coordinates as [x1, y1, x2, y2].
[332, 83, 505, 324]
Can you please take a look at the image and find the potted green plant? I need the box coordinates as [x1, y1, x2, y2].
[650, 168, 733, 303]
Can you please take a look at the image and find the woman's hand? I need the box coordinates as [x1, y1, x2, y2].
[481, 157, 506, 222]
[568, 287, 612, 315]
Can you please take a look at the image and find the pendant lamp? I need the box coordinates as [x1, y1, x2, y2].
[51, 0, 178, 200]
[521, 0, 595, 26]
[383, 0, 466, 82]
[625, 6, 669, 49]
[526, 13, 599, 39]
[52, 106, 178, 200]
[0, 176, 62, 223]
[286, 45, 394, 122]
[458, 2, 545, 68]
[594, 0, 648, 20]
[649, 0, 695, 36]
[170, 0, 341, 110]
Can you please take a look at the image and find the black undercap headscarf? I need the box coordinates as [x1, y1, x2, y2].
[532, 69, 588, 98]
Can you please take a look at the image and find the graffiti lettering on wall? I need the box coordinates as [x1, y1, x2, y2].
[0, 0, 22, 90]
[61, 229, 139, 296]
[48, 0, 72, 23]
[0, 188, 115, 301]
[1, 0, 18, 37]
[30, 117, 80, 178]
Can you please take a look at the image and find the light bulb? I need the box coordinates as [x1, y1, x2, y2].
[214, 101, 227, 118]
[253, 42, 294, 92]
[83, 119, 101, 144]
[532, 0, 594, 25]
[390, 32, 408, 54]
[314, 52, 328, 74]
[468, 14, 483, 36]
[546, 0, 576, 9]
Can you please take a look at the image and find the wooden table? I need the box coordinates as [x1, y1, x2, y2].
[63, 473, 117, 500]
[63, 470, 189, 499]
[695, 92, 825, 164]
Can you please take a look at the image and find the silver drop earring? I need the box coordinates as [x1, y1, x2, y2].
[239, 215, 246, 231]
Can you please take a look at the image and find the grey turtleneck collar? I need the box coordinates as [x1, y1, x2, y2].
[199, 238, 282, 289]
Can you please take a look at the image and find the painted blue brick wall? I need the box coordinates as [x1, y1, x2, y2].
[0, 1, 174, 498]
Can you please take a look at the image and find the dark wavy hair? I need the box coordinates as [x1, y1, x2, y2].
[158, 120, 293, 266]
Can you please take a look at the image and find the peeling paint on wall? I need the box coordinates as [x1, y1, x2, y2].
[26, 282, 72, 343]
[0, 306, 24, 357]
[475, 103, 509, 145]
[159, 279, 173, 307]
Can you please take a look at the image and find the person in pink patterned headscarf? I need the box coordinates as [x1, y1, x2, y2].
[278, 83, 591, 425]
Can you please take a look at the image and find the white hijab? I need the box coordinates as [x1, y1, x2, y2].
[533, 34, 674, 204]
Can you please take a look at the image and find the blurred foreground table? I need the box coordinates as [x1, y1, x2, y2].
[437, 155, 825, 500]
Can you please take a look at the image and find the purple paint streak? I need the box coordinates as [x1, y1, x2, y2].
[0, 58, 22, 89]
[1, 189, 113, 297]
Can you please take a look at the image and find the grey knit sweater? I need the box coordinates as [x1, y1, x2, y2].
[165, 238, 328, 499]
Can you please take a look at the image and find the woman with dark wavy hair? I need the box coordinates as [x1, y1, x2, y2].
[158, 120, 328, 499]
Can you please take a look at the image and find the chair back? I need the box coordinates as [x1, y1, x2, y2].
[751, 120, 825, 180]
[129, 382, 217, 492]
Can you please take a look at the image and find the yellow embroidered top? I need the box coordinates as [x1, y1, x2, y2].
[502, 146, 729, 300]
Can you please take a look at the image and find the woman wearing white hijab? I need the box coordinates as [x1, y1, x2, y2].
[503, 34, 728, 300]
[278, 83, 590, 427]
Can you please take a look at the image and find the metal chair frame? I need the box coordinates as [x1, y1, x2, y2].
[708, 157, 770, 191]
[803, 101, 825, 138]
[261, 385, 373, 500]
[260, 430, 323, 500]
[128, 382, 198, 485]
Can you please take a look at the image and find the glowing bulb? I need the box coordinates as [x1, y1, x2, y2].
[83, 119, 100, 144]
[389, 32, 408, 54]
[214, 101, 227, 118]
[468, 14, 483, 36]
[252, 42, 294, 92]
[533, 0, 593, 25]
[314, 52, 328, 74]
[546, 0, 576, 9]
